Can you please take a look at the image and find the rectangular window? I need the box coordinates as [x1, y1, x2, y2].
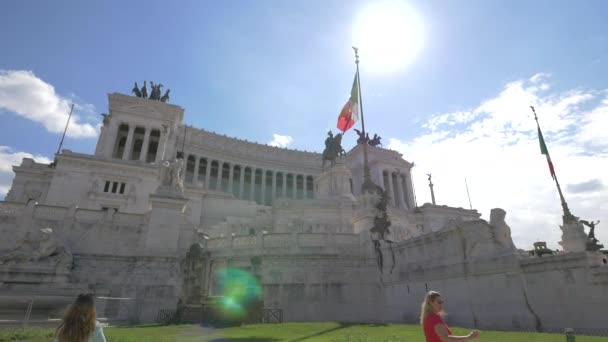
[104, 181, 110, 192]
[111, 182, 118, 193]
[119, 183, 126, 194]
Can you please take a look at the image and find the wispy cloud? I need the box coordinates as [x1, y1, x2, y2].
[268, 134, 293, 148]
[0, 70, 99, 138]
[0, 146, 52, 197]
[388, 74, 608, 249]
[566, 179, 604, 194]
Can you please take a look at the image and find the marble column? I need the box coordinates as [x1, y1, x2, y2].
[396, 173, 406, 209]
[282, 173, 287, 198]
[261, 169, 266, 205]
[122, 125, 136, 160]
[239, 166, 245, 198]
[217, 161, 224, 191]
[250, 168, 256, 201]
[271, 171, 276, 202]
[193, 156, 200, 184]
[387, 171, 396, 207]
[156, 127, 169, 163]
[205, 159, 212, 189]
[400, 175, 409, 209]
[228, 163, 234, 194]
[139, 127, 151, 162]
[292, 174, 297, 199]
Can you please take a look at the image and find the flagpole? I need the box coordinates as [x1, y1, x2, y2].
[56, 103, 75, 155]
[353, 47, 375, 193]
[465, 178, 473, 210]
[530, 106, 574, 222]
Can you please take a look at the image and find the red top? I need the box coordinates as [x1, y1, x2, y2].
[424, 312, 452, 342]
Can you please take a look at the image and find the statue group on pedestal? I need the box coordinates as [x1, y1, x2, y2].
[354, 129, 382, 147]
[132, 81, 171, 102]
[159, 156, 185, 193]
[580, 219, 603, 251]
[0, 228, 72, 271]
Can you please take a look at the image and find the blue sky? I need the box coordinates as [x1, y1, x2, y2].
[1, 0, 607, 248]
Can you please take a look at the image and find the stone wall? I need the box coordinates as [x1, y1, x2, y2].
[0, 200, 181, 324]
[72, 254, 180, 323]
[0, 201, 147, 255]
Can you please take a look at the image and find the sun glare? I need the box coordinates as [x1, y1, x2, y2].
[353, 1, 424, 73]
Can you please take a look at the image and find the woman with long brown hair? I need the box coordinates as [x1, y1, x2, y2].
[55, 293, 106, 342]
[420, 291, 480, 342]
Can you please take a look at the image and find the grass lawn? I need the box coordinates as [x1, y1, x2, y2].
[2, 322, 608, 342]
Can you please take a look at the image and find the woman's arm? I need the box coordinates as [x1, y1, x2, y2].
[93, 321, 107, 342]
[435, 324, 480, 341]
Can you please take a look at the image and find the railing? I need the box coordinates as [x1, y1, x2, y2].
[156, 309, 179, 324]
[262, 308, 283, 323]
[156, 307, 283, 325]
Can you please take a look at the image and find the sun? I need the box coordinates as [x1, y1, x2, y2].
[353, 0, 425, 73]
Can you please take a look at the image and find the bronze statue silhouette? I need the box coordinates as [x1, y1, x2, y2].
[321, 131, 345, 170]
[150, 83, 163, 100]
[132, 82, 142, 97]
[368, 133, 382, 147]
[354, 128, 368, 144]
[141, 81, 148, 98]
[370, 184, 393, 274]
[324, 130, 333, 150]
[580, 220, 600, 242]
[161, 89, 170, 103]
[150, 81, 157, 100]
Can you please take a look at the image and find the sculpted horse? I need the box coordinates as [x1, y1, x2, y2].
[369, 134, 382, 147]
[132, 82, 142, 97]
[321, 133, 346, 170]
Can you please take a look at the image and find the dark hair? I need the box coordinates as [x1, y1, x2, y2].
[55, 293, 96, 342]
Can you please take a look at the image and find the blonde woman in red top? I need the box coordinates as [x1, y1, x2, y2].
[420, 291, 480, 342]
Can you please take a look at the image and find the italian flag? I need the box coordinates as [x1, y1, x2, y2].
[337, 72, 360, 132]
[538, 126, 556, 179]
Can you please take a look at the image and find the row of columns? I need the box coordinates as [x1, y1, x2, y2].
[185, 155, 315, 205]
[113, 124, 163, 163]
[383, 170, 410, 209]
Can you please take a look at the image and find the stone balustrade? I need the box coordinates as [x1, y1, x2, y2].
[0, 201, 26, 216]
[201, 232, 361, 254]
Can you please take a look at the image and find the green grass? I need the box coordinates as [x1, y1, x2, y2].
[2, 323, 608, 342]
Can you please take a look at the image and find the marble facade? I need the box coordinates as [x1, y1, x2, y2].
[0, 92, 606, 330]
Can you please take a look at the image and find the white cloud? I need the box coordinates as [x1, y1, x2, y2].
[0, 146, 52, 197]
[0, 70, 99, 138]
[268, 134, 293, 148]
[389, 75, 608, 250]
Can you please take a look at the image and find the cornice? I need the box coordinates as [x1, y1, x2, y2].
[56, 151, 159, 177]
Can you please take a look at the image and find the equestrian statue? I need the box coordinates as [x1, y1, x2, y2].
[321, 130, 346, 171]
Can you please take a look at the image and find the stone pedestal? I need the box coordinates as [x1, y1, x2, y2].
[352, 192, 379, 235]
[146, 191, 188, 254]
[559, 220, 588, 252]
[315, 160, 355, 201]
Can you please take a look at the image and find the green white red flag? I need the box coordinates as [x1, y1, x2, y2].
[337, 71, 360, 132]
[537, 126, 556, 179]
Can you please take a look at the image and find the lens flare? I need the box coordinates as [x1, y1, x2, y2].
[214, 268, 262, 320]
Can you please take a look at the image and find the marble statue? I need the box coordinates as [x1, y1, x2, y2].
[160, 157, 185, 193]
[489, 208, 516, 250]
[0, 228, 72, 271]
[0, 232, 37, 265]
